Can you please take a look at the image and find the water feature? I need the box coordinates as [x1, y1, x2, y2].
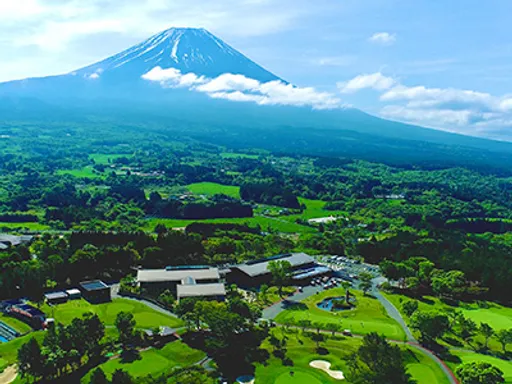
[317, 297, 353, 312]
[237, 375, 255, 384]
[0, 320, 20, 343]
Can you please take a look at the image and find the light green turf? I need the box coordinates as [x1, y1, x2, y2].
[0, 222, 50, 231]
[144, 216, 315, 233]
[57, 166, 102, 179]
[0, 314, 32, 334]
[220, 152, 259, 159]
[186, 182, 241, 198]
[40, 299, 183, 328]
[447, 351, 512, 384]
[255, 328, 449, 384]
[275, 289, 406, 340]
[89, 153, 131, 164]
[0, 332, 45, 366]
[279, 198, 347, 223]
[80, 341, 205, 383]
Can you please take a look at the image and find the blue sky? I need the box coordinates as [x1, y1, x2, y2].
[1, 0, 511, 139]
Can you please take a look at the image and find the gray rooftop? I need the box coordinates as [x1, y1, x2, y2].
[137, 268, 220, 283]
[177, 283, 226, 299]
[0, 235, 34, 248]
[233, 253, 315, 277]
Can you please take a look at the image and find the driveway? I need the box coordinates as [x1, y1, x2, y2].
[262, 285, 323, 319]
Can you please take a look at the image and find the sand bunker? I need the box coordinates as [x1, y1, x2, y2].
[0, 366, 18, 384]
[309, 360, 345, 380]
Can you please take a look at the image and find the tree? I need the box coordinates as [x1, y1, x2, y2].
[359, 272, 373, 295]
[480, 323, 494, 349]
[431, 270, 467, 298]
[259, 284, 269, 304]
[456, 362, 504, 384]
[111, 369, 134, 384]
[348, 332, 413, 384]
[268, 260, 292, 297]
[115, 311, 136, 348]
[89, 368, 109, 384]
[324, 322, 340, 337]
[402, 300, 419, 317]
[410, 310, 450, 344]
[18, 337, 43, 379]
[297, 319, 312, 333]
[496, 329, 512, 353]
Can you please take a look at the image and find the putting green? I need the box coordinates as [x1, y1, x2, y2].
[460, 309, 512, 330]
[275, 371, 323, 384]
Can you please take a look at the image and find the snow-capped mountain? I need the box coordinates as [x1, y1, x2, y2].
[0, 27, 280, 100]
[74, 28, 280, 83]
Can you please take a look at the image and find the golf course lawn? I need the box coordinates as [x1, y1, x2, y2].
[80, 341, 205, 383]
[383, 292, 512, 331]
[0, 314, 33, 334]
[0, 332, 45, 368]
[40, 298, 183, 328]
[274, 288, 407, 340]
[255, 329, 450, 384]
[447, 351, 512, 383]
[186, 182, 241, 198]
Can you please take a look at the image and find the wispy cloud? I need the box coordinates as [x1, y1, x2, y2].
[368, 32, 396, 45]
[337, 72, 396, 94]
[142, 67, 345, 110]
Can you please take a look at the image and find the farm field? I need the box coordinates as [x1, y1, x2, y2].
[0, 222, 50, 231]
[57, 166, 102, 179]
[40, 298, 183, 329]
[274, 288, 406, 340]
[80, 341, 205, 383]
[89, 153, 131, 164]
[255, 328, 450, 384]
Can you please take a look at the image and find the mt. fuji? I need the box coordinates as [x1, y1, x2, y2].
[74, 28, 280, 83]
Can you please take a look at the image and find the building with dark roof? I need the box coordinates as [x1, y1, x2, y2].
[80, 280, 111, 303]
[44, 291, 68, 305]
[0, 235, 34, 250]
[136, 266, 226, 301]
[228, 253, 330, 287]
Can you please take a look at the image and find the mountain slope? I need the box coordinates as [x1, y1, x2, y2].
[74, 27, 280, 82]
[1, 27, 512, 172]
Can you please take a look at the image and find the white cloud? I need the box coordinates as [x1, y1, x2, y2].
[340, 72, 512, 135]
[142, 67, 344, 110]
[141, 67, 206, 87]
[368, 32, 396, 45]
[338, 72, 396, 94]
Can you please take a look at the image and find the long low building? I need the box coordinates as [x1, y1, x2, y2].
[227, 253, 331, 287]
[136, 266, 225, 301]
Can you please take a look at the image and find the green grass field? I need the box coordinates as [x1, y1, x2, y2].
[40, 299, 183, 329]
[80, 341, 205, 383]
[274, 289, 406, 340]
[0, 331, 45, 369]
[89, 153, 131, 164]
[383, 291, 512, 352]
[220, 152, 259, 159]
[255, 328, 449, 384]
[57, 166, 102, 179]
[144, 216, 315, 233]
[447, 351, 512, 383]
[186, 182, 241, 198]
[0, 314, 33, 335]
[0, 222, 50, 231]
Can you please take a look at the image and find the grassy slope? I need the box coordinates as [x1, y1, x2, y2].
[0, 314, 32, 335]
[57, 166, 102, 179]
[40, 299, 183, 328]
[256, 328, 449, 384]
[0, 332, 45, 369]
[0, 222, 50, 231]
[80, 341, 205, 383]
[274, 289, 406, 340]
[447, 351, 512, 384]
[383, 291, 512, 352]
[89, 153, 131, 164]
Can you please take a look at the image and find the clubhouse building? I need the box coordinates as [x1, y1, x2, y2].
[136, 266, 226, 302]
[227, 253, 332, 287]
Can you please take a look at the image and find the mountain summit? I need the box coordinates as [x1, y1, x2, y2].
[74, 27, 280, 83]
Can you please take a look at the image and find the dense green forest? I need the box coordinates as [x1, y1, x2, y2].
[0, 119, 511, 302]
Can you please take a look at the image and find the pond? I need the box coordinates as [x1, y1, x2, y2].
[316, 297, 353, 312]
